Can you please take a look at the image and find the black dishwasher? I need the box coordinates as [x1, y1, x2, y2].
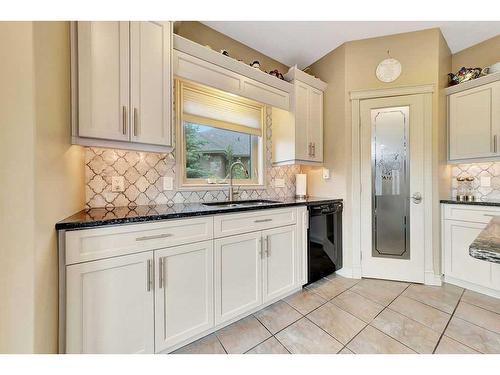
[307, 201, 343, 284]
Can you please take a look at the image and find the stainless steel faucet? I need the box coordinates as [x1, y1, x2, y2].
[228, 161, 249, 201]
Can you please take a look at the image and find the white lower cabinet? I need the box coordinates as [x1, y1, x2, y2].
[66, 251, 155, 354]
[154, 241, 214, 352]
[263, 226, 297, 302]
[443, 220, 492, 287]
[214, 232, 263, 325]
[63, 207, 307, 353]
[442, 204, 500, 296]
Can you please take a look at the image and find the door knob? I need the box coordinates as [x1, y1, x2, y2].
[410, 192, 422, 204]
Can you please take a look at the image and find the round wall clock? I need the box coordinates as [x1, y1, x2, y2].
[376, 58, 402, 83]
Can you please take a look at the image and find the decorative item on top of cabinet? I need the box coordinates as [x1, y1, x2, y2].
[71, 21, 173, 153]
[446, 72, 500, 162]
[272, 66, 327, 166]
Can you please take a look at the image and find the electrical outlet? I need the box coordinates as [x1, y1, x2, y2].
[275, 178, 285, 188]
[163, 176, 174, 191]
[322, 168, 330, 180]
[480, 176, 491, 187]
[111, 176, 125, 192]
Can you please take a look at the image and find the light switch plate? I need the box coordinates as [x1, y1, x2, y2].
[111, 176, 125, 192]
[163, 176, 174, 191]
[275, 178, 285, 188]
[480, 176, 491, 187]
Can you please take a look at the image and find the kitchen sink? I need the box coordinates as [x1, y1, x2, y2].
[202, 199, 281, 208]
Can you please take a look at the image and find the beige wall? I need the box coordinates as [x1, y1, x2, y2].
[32, 22, 85, 353]
[306, 28, 448, 273]
[452, 35, 500, 72]
[174, 21, 289, 74]
[0, 21, 37, 353]
[0, 21, 85, 353]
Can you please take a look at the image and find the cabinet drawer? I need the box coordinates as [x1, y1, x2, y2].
[65, 217, 213, 265]
[213, 208, 297, 238]
[442, 204, 500, 223]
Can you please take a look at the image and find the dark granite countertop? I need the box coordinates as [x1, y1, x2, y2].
[56, 197, 343, 231]
[469, 216, 500, 264]
[440, 198, 500, 207]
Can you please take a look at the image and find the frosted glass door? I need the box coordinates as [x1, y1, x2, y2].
[372, 106, 409, 259]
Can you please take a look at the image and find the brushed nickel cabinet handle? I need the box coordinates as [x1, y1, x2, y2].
[308, 142, 312, 157]
[254, 218, 272, 223]
[122, 106, 127, 135]
[258, 238, 263, 259]
[313, 143, 316, 157]
[133, 107, 139, 137]
[146, 259, 152, 292]
[136, 233, 173, 241]
[158, 257, 166, 289]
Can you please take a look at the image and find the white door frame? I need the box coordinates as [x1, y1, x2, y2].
[349, 85, 441, 285]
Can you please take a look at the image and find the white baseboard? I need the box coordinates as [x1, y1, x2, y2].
[336, 266, 362, 279]
[444, 275, 500, 299]
[424, 271, 443, 286]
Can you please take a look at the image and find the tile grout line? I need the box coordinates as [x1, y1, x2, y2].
[214, 334, 229, 354]
[300, 315, 347, 353]
[402, 290, 461, 315]
[460, 292, 500, 315]
[344, 283, 417, 353]
[432, 288, 466, 354]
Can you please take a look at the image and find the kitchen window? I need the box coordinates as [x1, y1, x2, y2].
[176, 80, 265, 188]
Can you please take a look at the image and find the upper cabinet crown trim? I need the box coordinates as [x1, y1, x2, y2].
[284, 66, 327, 91]
[445, 71, 500, 96]
[173, 34, 293, 93]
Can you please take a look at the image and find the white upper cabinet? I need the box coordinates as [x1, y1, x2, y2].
[77, 22, 130, 142]
[130, 21, 172, 146]
[73, 21, 173, 152]
[273, 66, 326, 166]
[172, 35, 292, 110]
[447, 76, 500, 162]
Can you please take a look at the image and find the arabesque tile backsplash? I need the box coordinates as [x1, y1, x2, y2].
[451, 162, 500, 199]
[85, 107, 300, 208]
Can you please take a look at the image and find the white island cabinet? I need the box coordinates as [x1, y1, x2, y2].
[441, 203, 500, 298]
[60, 206, 308, 354]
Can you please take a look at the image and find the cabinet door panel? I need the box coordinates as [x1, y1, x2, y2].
[444, 220, 494, 287]
[66, 252, 154, 353]
[215, 232, 262, 324]
[294, 82, 310, 160]
[308, 88, 323, 162]
[130, 21, 172, 146]
[155, 241, 213, 352]
[449, 84, 496, 160]
[77, 21, 130, 141]
[263, 225, 296, 302]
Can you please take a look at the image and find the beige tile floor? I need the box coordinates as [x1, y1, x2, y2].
[173, 274, 500, 354]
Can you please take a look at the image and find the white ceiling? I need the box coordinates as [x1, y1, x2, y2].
[201, 21, 500, 69]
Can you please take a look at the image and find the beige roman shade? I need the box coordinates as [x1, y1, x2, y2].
[179, 81, 264, 136]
